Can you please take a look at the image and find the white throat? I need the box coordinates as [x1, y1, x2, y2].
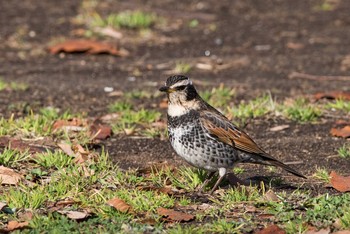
[167, 103, 189, 117]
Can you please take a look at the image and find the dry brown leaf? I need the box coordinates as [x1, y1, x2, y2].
[257, 214, 275, 220]
[330, 126, 350, 138]
[330, 171, 350, 192]
[245, 205, 256, 212]
[90, 123, 112, 140]
[57, 210, 89, 220]
[269, 125, 290, 132]
[255, 224, 286, 234]
[124, 128, 134, 135]
[314, 91, 350, 101]
[0, 136, 47, 154]
[139, 186, 174, 195]
[305, 226, 330, 234]
[52, 118, 87, 131]
[99, 113, 120, 122]
[157, 207, 194, 222]
[57, 142, 76, 157]
[18, 211, 34, 221]
[264, 190, 280, 202]
[0, 166, 23, 185]
[72, 144, 90, 164]
[107, 197, 133, 214]
[333, 231, 350, 234]
[286, 42, 305, 50]
[48, 39, 127, 56]
[47, 199, 79, 212]
[5, 220, 29, 232]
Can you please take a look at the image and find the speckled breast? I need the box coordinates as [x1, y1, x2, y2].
[168, 113, 239, 171]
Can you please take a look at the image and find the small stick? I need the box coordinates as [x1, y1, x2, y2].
[288, 72, 350, 81]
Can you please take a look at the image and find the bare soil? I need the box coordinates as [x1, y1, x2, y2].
[1, 0, 350, 191]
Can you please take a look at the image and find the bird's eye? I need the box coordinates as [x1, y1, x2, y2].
[176, 85, 187, 90]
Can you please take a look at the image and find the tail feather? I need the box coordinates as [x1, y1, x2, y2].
[250, 153, 307, 179]
[267, 159, 307, 179]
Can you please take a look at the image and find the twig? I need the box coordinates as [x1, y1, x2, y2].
[289, 72, 350, 81]
[284, 160, 304, 165]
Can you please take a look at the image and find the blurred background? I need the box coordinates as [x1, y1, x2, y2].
[1, 0, 349, 115]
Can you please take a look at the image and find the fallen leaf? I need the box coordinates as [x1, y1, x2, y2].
[330, 126, 350, 138]
[335, 120, 350, 125]
[333, 218, 343, 229]
[269, 125, 290, 132]
[314, 91, 350, 101]
[286, 42, 305, 50]
[139, 186, 174, 195]
[90, 123, 112, 140]
[57, 142, 76, 157]
[107, 197, 133, 214]
[264, 190, 280, 202]
[245, 205, 256, 212]
[48, 39, 128, 56]
[52, 118, 87, 132]
[124, 128, 134, 135]
[333, 231, 350, 234]
[72, 144, 90, 164]
[157, 208, 194, 222]
[99, 113, 120, 122]
[18, 210, 34, 221]
[305, 226, 330, 234]
[257, 214, 275, 220]
[0, 136, 48, 154]
[255, 224, 286, 234]
[139, 217, 157, 225]
[47, 199, 80, 212]
[0, 166, 23, 185]
[57, 210, 89, 220]
[94, 27, 123, 39]
[330, 171, 350, 192]
[4, 221, 29, 232]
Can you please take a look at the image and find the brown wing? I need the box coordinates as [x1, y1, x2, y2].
[199, 110, 306, 178]
[199, 110, 266, 155]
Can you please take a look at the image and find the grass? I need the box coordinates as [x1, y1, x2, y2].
[1, 87, 350, 232]
[0, 78, 28, 91]
[92, 11, 157, 30]
[281, 98, 321, 123]
[200, 84, 235, 109]
[227, 94, 276, 123]
[313, 167, 331, 183]
[326, 99, 350, 113]
[174, 61, 192, 74]
[337, 144, 350, 158]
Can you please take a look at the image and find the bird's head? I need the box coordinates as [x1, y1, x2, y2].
[159, 75, 201, 116]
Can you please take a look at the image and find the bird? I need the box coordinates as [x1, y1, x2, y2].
[159, 75, 306, 194]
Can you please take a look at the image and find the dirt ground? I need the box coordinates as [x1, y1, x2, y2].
[0, 0, 349, 188]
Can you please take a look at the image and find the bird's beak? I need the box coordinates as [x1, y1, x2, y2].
[159, 86, 175, 93]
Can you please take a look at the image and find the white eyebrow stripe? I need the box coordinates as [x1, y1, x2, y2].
[171, 79, 191, 87]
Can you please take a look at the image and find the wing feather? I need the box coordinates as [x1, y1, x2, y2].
[200, 110, 265, 155]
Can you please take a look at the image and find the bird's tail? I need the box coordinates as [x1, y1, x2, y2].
[250, 153, 307, 179]
[267, 158, 306, 179]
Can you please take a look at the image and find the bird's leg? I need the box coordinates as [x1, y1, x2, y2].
[198, 171, 216, 194]
[209, 168, 226, 194]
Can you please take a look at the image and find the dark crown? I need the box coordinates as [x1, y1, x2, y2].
[165, 75, 189, 87]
